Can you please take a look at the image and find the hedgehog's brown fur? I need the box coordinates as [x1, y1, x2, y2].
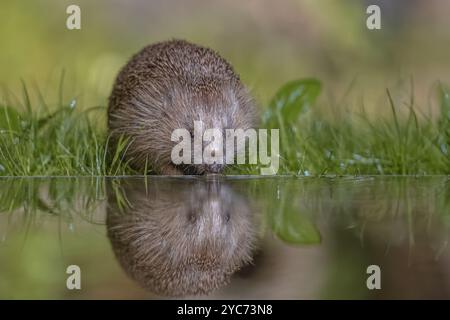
[108, 40, 258, 175]
[106, 178, 257, 296]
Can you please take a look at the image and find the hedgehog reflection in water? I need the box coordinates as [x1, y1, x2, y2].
[106, 178, 258, 296]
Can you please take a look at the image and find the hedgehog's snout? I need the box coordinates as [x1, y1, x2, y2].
[205, 163, 224, 174]
[178, 163, 224, 175]
[200, 131, 226, 174]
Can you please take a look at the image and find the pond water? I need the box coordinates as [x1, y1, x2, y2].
[0, 176, 449, 299]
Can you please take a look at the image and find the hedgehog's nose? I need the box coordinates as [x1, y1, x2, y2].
[205, 164, 224, 174]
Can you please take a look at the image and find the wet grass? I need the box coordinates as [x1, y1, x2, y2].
[259, 79, 450, 176]
[0, 80, 130, 176]
[0, 78, 449, 176]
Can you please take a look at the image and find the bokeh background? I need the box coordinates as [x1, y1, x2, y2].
[1, 0, 450, 112]
[1, 0, 450, 299]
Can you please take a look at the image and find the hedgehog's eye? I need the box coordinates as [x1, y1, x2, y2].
[187, 210, 197, 223]
[224, 211, 231, 222]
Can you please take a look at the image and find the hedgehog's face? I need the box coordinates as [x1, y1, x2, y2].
[181, 181, 235, 237]
[171, 88, 256, 175]
[181, 118, 227, 175]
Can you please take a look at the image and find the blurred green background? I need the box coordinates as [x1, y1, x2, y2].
[1, 0, 450, 112]
[1, 0, 450, 299]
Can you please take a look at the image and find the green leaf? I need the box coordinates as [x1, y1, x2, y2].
[271, 207, 321, 245]
[439, 83, 450, 122]
[264, 78, 322, 126]
[0, 105, 22, 132]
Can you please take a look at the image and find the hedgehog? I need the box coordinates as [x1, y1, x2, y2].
[106, 178, 257, 296]
[108, 40, 258, 175]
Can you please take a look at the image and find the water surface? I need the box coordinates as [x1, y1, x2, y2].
[0, 176, 449, 299]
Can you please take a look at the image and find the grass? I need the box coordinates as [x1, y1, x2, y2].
[0, 78, 449, 176]
[0, 80, 131, 176]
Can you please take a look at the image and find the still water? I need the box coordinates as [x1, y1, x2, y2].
[0, 176, 449, 299]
